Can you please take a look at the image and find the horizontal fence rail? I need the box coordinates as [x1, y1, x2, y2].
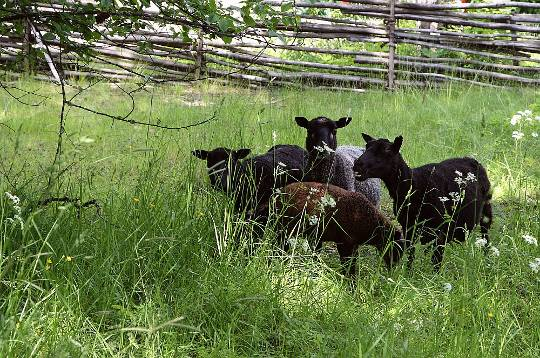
[1, 1, 539, 89]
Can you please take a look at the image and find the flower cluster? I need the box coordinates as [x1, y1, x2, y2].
[313, 141, 335, 154]
[5, 192, 24, 230]
[308, 214, 319, 226]
[529, 258, 540, 273]
[319, 193, 336, 209]
[275, 161, 288, 176]
[475, 237, 488, 248]
[523, 234, 538, 246]
[454, 170, 477, 187]
[509, 109, 539, 140]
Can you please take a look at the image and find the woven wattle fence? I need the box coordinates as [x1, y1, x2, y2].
[1, 1, 539, 89]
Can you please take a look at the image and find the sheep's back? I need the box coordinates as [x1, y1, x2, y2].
[279, 182, 390, 244]
[409, 157, 491, 237]
[336, 146, 382, 207]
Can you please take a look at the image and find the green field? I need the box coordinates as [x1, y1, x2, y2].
[1, 80, 539, 357]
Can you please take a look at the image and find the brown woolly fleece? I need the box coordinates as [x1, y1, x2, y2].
[275, 182, 403, 275]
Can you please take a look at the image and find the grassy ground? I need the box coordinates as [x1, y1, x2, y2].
[0, 80, 539, 357]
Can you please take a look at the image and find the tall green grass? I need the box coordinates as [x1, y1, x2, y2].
[0, 80, 539, 356]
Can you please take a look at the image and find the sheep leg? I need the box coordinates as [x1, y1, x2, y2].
[431, 243, 445, 271]
[480, 200, 493, 247]
[406, 245, 416, 270]
[336, 242, 356, 277]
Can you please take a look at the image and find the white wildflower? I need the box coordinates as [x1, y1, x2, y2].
[532, 132, 538, 138]
[274, 188, 282, 195]
[272, 130, 277, 142]
[288, 237, 298, 249]
[454, 176, 466, 186]
[308, 215, 319, 226]
[489, 246, 500, 257]
[522, 234, 537, 246]
[523, 110, 532, 117]
[510, 114, 521, 126]
[320, 193, 336, 208]
[309, 187, 320, 195]
[448, 192, 461, 203]
[301, 239, 311, 252]
[4, 192, 24, 230]
[442, 283, 453, 292]
[5, 192, 20, 206]
[529, 258, 540, 273]
[277, 162, 286, 167]
[439, 196, 449, 203]
[455, 170, 463, 177]
[475, 237, 488, 248]
[512, 131, 524, 140]
[323, 144, 334, 153]
[465, 172, 477, 182]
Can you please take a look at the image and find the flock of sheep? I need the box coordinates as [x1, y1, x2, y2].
[193, 116, 493, 275]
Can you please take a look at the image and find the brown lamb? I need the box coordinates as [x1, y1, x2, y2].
[272, 182, 404, 276]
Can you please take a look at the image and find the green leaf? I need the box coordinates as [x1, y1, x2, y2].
[242, 13, 256, 27]
[281, 2, 293, 12]
[221, 35, 233, 44]
[42, 32, 56, 41]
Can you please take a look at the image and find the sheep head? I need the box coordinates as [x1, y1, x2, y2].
[295, 116, 352, 157]
[353, 133, 403, 181]
[192, 147, 251, 191]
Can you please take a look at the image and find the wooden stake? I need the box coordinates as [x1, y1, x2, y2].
[387, 0, 396, 91]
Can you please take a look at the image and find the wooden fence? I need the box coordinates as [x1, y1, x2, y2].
[1, 1, 540, 89]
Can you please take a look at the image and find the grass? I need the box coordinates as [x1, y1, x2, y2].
[0, 79, 539, 357]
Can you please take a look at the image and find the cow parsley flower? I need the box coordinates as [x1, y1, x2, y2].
[439, 196, 449, 203]
[510, 114, 521, 126]
[489, 246, 500, 257]
[512, 131, 524, 140]
[308, 215, 319, 226]
[320, 193, 336, 208]
[448, 192, 461, 203]
[314, 141, 335, 154]
[465, 172, 476, 182]
[529, 258, 540, 273]
[272, 130, 277, 142]
[4, 192, 24, 230]
[455, 170, 463, 177]
[522, 234, 537, 246]
[475, 237, 487, 248]
[532, 132, 538, 138]
[454, 176, 466, 186]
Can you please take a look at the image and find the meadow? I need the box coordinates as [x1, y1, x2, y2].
[0, 80, 539, 357]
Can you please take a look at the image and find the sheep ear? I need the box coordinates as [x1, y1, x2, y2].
[235, 148, 251, 159]
[361, 133, 375, 143]
[391, 135, 403, 152]
[192, 149, 208, 159]
[295, 116, 309, 128]
[336, 117, 352, 128]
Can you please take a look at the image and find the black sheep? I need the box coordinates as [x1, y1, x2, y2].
[353, 134, 493, 269]
[192, 144, 308, 213]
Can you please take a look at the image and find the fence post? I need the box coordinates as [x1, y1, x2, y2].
[386, 0, 396, 90]
[195, 30, 205, 80]
[509, 15, 519, 67]
[23, 17, 33, 73]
